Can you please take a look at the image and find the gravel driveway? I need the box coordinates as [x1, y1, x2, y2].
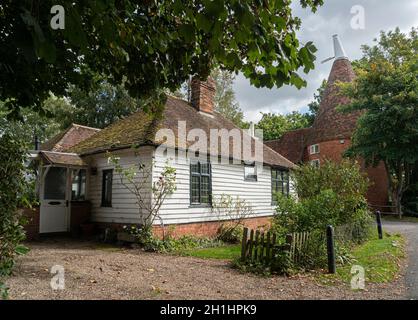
[6, 238, 406, 300]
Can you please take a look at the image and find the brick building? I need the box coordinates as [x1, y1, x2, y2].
[265, 35, 389, 208]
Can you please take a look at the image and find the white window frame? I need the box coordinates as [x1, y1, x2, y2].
[309, 144, 320, 155]
[310, 159, 320, 168]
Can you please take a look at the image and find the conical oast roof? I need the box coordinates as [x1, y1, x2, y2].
[309, 35, 361, 145]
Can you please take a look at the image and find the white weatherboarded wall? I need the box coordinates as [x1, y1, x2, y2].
[85, 147, 153, 224]
[86, 146, 290, 225]
[152, 148, 278, 225]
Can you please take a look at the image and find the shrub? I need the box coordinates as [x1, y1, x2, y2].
[124, 225, 222, 253]
[273, 160, 372, 238]
[212, 194, 253, 243]
[270, 160, 373, 271]
[0, 134, 31, 299]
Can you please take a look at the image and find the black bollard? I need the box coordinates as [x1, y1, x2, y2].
[376, 210, 383, 239]
[326, 225, 336, 274]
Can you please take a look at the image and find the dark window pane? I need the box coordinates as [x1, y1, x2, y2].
[72, 169, 86, 200]
[190, 161, 211, 205]
[102, 170, 113, 207]
[200, 163, 209, 175]
[44, 167, 67, 200]
[191, 176, 200, 203]
[191, 163, 199, 174]
[201, 176, 210, 203]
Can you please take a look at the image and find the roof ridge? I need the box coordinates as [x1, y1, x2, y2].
[71, 123, 101, 131]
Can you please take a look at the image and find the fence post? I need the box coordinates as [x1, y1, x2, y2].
[376, 210, 383, 239]
[285, 234, 293, 262]
[241, 227, 248, 261]
[326, 225, 336, 274]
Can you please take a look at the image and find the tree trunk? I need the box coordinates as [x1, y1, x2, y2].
[392, 190, 403, 219]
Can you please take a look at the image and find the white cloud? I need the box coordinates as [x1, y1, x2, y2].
[234, 0, 418, 122]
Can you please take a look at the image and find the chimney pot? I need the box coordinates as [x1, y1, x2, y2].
[191, 77, 215, 114]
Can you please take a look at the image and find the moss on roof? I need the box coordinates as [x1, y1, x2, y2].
[69, 96, 295, 168]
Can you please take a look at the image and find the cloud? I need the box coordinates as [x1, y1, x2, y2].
[234, 0, 418, 122]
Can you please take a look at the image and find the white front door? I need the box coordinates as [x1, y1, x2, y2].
[40, 166, 69, 233]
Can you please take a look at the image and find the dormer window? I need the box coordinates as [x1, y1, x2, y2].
[309, 144, 320, 155]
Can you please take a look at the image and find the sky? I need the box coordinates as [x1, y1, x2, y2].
[235, 0, 418, 122]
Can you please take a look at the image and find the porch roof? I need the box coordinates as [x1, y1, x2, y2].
[39, 151, 87, 167]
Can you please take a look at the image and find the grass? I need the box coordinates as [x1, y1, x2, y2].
[319, 232, 405, 286]
[180, 244, 241, 260]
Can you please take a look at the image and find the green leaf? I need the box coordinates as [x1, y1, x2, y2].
[15, 245, 30, 256]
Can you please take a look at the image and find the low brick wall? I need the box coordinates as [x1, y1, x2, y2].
[21, 206, 40, 241]
[97, 216, 272, 240]
[70, 201, 92, 236]
[153, 216, 272, 238]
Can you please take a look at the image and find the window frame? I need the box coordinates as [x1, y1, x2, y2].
[71, 169, 87, 201]
[310, 159, 320, 168]
[244, 164, 258, 182]
[309, 144, 320, 155]
[101, 169, 113, 207]
[189, 160, 212, 207]
[271, 168, 290, 205]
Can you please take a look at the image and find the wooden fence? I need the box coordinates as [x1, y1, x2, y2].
[241, 227, 320, 265]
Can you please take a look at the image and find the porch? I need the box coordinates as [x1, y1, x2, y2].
[25, 150, 92, 239]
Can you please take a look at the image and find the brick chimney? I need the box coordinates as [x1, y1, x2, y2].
[191, 77, 215, 114]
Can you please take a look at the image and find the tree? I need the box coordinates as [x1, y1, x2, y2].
[211, 69, 245, 127]
[1, 1, 322, 118]
[256, 111, 311, 141]
[64, 76, 141, 129]
[108, 153, 177, 241]
[307, 79, 327, 124]
[0, 134, 31, 299]
[0, 99, 62, 147]
[340, 28, 418, 218]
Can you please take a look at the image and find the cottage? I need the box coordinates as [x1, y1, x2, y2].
[27, 78, 296, 239]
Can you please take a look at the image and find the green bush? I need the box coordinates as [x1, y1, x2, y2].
[270, 160, 373, 271]
[0, 134, 31, 299]
[216, 224, 244, 244]
[123, 225, 222, 253]
[273, 160, 372, 237]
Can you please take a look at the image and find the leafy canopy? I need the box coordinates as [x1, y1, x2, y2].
[340, 27, 418, 216]
[256, 111, 311, 141]
[1, 0, 322, 118]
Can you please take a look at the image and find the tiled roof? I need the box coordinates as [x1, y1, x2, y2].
[41, 124, 100, 152]
[309, 58, 361, 145]
[39, 151, 87, 167]
[265, 128, 312, 164]
[267, 57, 361, 160]
[70, 96, 295, 169]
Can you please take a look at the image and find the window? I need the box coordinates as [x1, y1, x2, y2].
[72, 169, 86, 201]
[190, 161, 212, 206]
[309, 144, 320, 155]
[44, 167, 67, 200]
[101, 169, 113, 207]
[271, 169, 289, 204]
[310, 159, 320, 168]
[244, 164, 257, 181]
